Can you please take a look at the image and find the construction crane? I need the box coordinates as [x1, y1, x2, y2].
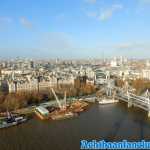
[51, 88, 62, 109]
[63, 91, 67, 110]
[51, 88, 67, 110]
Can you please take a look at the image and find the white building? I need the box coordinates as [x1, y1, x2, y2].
[142, 69, 150, 80]
[146, 60, 150, 67]
[110, 57, 117, 67]
[85, 67, 95, 79]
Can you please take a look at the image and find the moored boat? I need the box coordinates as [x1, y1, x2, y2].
[98, 99, 118, 104]
[34, 106, 50, 120]
[50, 111, 77, 120]
[0, 111, 28, 129]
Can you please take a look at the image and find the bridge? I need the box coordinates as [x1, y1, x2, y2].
[103, 73, 150, 117]
[116, 89, 150, 116]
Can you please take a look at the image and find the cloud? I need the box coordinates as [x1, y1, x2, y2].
[1, 40, 150, 59]
[113, 42, 150, 57]
[0, 32, 76, 58]
[116, 43, 135, 49]
[98, 4, 123, 21]
[116, 42, 150, 50]
[86, 4, 123, 21]
[138, 0, 150, 4]
[87, 42, 150, 58]
[0, 17, 12, 23]
[38, 32, 73, 50]
[20, 17, 32, 29]
[84, 0, 97, 4]
[86, 11, 97, 18]
[29, 32, 77, 58]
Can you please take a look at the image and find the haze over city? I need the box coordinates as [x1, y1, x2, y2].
[0, 0, 150, 58]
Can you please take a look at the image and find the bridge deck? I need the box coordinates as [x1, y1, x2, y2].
[116, 92, 150, 112]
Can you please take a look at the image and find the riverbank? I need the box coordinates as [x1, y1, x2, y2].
[0, 95, 96, 119]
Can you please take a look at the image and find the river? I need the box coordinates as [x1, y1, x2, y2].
[1, 102, 150, 150]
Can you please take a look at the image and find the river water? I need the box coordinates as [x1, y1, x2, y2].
[1, 102, 150, 150]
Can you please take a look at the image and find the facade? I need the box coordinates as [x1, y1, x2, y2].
[110, 58, 117, 67]
[2, 75, 76, 93]
[0, 59, 97, 93]
[142, 69, 150, 80]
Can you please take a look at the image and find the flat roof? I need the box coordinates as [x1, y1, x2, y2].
[35, 106, 49, 114]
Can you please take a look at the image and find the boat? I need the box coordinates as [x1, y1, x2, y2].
[0, 111, 28, 129]
[51, 112, 77, 120]
[34, 106, 50, 120]
[98, 99, 118, 104]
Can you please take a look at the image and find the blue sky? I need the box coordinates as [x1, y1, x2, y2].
[0, 0, 150, 58]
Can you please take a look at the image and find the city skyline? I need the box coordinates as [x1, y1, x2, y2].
[0, 0, 150, 58]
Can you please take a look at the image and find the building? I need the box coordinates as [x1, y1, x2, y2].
[110, 57, 118, 67]
[142, 69, 150, 80]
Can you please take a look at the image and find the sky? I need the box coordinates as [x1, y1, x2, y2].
[0, 0, 150, 59]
